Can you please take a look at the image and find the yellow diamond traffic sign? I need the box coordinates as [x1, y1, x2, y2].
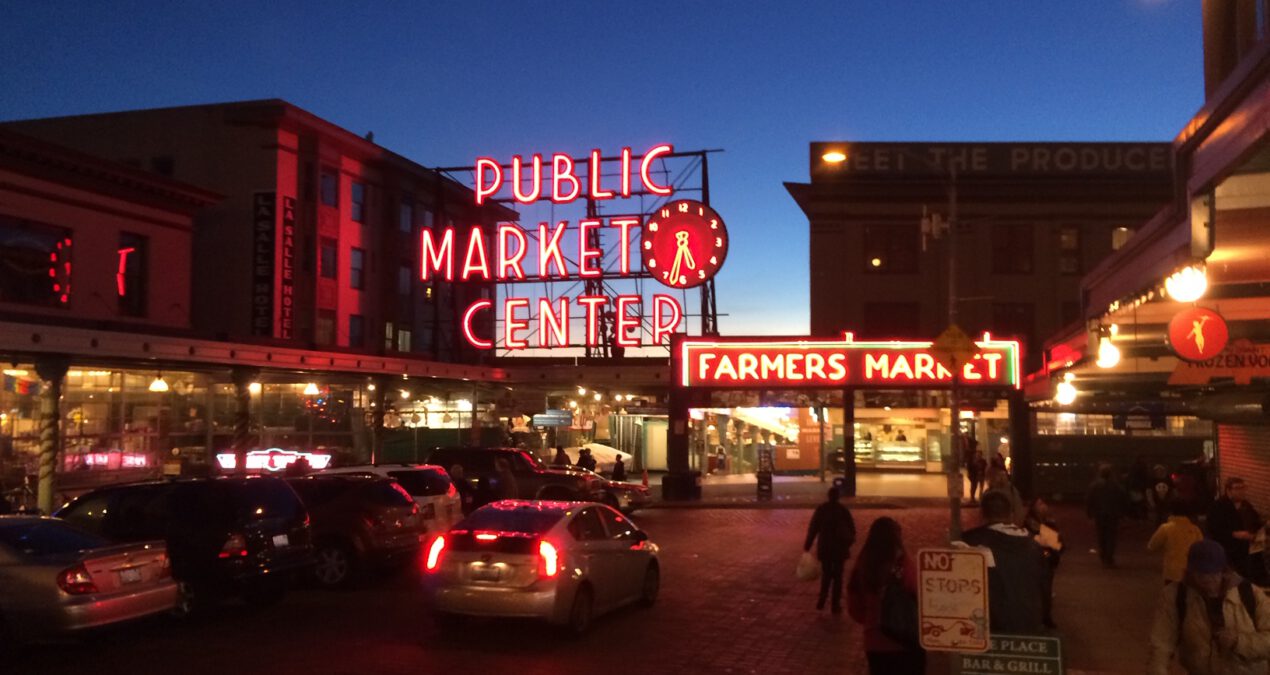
[931, 324, 979, 372]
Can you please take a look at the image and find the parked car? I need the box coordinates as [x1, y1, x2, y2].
[55, 477, 312, 612]
[425, 447, 607, 505]
[0, 516, 177, 641]
[285, 475, 424, 587]
[573, 469, 652, 514]
[425, 499, 660, 635]
[317, 463, 461, 533]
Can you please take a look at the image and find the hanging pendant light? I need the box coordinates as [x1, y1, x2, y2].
[303, 382, 320, 396]
[148, 373, 170, 393]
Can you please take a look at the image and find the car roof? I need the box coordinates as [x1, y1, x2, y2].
[320, 463, 448, 473]
[480, 499, 594, 514]
[76, 475, 285, 491]
[0, 515, 61, 525]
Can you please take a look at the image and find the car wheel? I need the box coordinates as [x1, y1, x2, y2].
[312, 543, 355, 588]
[243, 577, 287, 607]
[639, 564, 660, 608]
[170, 581, 202, 618]
[567, 586, 594, 636]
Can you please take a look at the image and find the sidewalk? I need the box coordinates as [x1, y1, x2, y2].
[650, 470, 962, 508]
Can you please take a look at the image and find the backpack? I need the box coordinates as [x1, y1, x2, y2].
[1175, 580, 1259, 644]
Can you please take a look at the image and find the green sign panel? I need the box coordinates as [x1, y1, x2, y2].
[960, 634, 1063, 675]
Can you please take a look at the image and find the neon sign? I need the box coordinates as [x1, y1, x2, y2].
[676, 333, 1022, 389]
[215, 449, 333, 472]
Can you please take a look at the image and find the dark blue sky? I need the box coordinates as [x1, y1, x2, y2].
[1, 1, 1201, 335]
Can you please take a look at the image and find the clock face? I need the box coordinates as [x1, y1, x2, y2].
[641, 199, 728, 289]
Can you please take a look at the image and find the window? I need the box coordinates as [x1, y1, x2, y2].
[384, 321, 395, 351]
[399, 197, 414, 233]
[350, 248, 365, 290]
[316, 310, 336, 346]
[398, 264, 412, 296]
[319, 238, 337, 279]
[1058, 226, 1081, 275]
[117, 232, 148, 317]
[991, 224, 1034, 274]
[567, 507, 608, 541]
[351, 182, 366, 223]
[861, 302, 920, 339]
[397, 328, 412, 352]
[0, 217, 73, 308]
[862, 223, 919, 273]
[349, 314, 365, 348]
[320, 170, 338, 207]
[992, 303, 1035, 349]
[1112, 227, 1134, 251]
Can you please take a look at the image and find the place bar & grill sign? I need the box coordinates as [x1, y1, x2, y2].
[427, 145, 729, 350]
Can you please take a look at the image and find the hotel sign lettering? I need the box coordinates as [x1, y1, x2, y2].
[675, 333, 1021, 389]
[251, 192, 275, 337]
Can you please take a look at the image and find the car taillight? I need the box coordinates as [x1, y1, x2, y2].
[218, 533, 249, 559]
[538, 540, 560, 578]
[425, 535, 446, 572]
[446, 483, 457, 498]
[158, 553, 172, 579]
[57, 564, 98, 595]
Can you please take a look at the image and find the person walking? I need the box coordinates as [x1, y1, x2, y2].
[1147, 464, 1177, 525]
[611, 454, 627, 482]
[803, 487, 857, 614]
[575, 448, 598, 472]
[1207, 477, 1264, 582]
[984, 468, 1027, 526]
[1148, 539, 1270, 675]
[551, 445, 572, 467]
[1086, 463, 1129, 568]
[967, 450, 988, 504]
[1149, 502, 1204, 585]
[847, 517, 925, 675]
[961, 491, 1047, 634]
[1025, 498, 1063, 629]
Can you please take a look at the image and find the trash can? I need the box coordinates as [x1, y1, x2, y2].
[757, 470, 773, 501]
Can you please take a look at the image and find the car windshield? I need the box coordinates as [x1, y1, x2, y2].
[457, 505, 564, 535]
[230, 479, 303, 521]
[0, 520, 109, 556]
[388, 469, 452, 497]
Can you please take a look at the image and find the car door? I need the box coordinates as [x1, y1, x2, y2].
[598, 505, 648, 604]
[567, 507, 616, 610]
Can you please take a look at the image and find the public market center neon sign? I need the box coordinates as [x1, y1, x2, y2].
[426, 145, 729, 350]
[676, 333, 1021, 389]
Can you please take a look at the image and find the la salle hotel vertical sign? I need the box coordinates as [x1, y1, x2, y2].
[426, 145, 728, 350]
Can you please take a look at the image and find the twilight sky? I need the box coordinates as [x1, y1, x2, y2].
[0, 1, 1202, 336]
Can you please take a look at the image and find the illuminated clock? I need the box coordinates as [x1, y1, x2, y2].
[641, 199, 728, 289]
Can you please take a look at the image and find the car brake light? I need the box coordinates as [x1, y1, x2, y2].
[475, 532, 499, 541]
[158, 553, 172, 579]
[218, 533, 249, 559]
[447, 482, 457, 498]
[57, 563, 98, 595]
[425, 535, 446, 572]
[538, 540, 560, 578]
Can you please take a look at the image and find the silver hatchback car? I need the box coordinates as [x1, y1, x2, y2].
[424, 500, 659, 634]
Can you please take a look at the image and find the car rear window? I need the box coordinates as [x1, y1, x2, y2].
[287, 478, 357, 506]
[0, 520, 109, 556]
[229, 479, 304, 521]
[457, 505, 564, 535]
[388, 469, 452, 497]
[364, 480, 415, 507]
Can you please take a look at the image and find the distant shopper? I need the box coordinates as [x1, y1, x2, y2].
[967, 450, 988, 503]
[1148, 539, 1270, 675]
[493, 458, 519, 500]
[991, 451, 1008, 475]
[611, 454, 627, 482]
[715, 447, 728, 474]
[1149, 501, 1204, 584]
[1208, 477, 1263, 582]
[1025, 498, 1063, 629]
[984, 468, 1026, 526]
[1086, 463, 1129, 568]
[575, 448, 598, 473]
[804, 487, 857, 614]
[449, 465, 476, 515]
[961, 491, 1046, 634]
[1148, 464, 1177, 525]
[847, 517, 924, 675]
[552, 446, 572, 466]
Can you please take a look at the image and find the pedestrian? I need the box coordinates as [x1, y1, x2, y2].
[611, 454, 627, 482]
[1129, 456, 1151, 519]
[984, 468, 1026, 526]
[1148, 539, 1270, 675]
[1149, 501, 1204, 585]
[847, 517, 924, 675]
[991, 450, 1008, 475]
[1086, 463, 1129, 568]
[803, 486, 857, 614]
[551, 445, 572, 466]
[1207, 477, 1263, 582]
[961, 491, 1047, 634]
[715, 447, 728, 474]
[1147, 464, 1177, 525]
[449, 464, 476, 515]
[575, 448, 598, 472]
[1025, 498, 1063, 629]
[493, 457, 520, 500]
[967, 449, 988, 503]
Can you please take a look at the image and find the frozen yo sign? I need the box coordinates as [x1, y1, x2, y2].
[642, 199, 728, 289]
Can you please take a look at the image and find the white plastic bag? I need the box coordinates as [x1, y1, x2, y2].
[796, 551, 820, 582]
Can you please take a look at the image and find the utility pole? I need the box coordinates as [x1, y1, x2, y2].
[947, 165, 963, 543]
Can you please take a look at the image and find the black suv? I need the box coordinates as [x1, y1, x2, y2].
[56, 477, 313, 611]
[426, 447, 607, 504]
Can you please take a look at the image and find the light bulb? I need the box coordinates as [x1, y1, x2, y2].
[303, 382, 320, 396]
[1055, 380, 1078, 406]
[248, 382, 262, 394]
[1165, 265, 1207, 303]
[1096, 336, 1121, 369]
[148, 375, 169, 393]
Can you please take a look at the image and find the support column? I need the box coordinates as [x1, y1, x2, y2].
[370, 378, 387, 464]
[842, 387, 857, 497]
[230, 367, 259, 476]
[662, 384, 695, 500]
[35, 355, 70, 515]
[1009, 389, 1034, 500]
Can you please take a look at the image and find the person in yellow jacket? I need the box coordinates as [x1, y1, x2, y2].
[1149, 502, 1204, 583]
[1149, 540, 1270, 675]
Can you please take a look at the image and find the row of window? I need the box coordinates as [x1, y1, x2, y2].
[861, 223, 1133, 275]
[313, 310, 419, 352]
[856, 300, 1080, 343]
[315, 168, 439, 235]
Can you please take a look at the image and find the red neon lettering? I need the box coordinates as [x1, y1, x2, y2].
[827, 354, 848, 380]
[538, 221, 570, 279]
[962, 360, 982, 381]
[462, 300, 493, 349]
[805, 354, 827, 381]
[615, 295, 641, 347]
[511, 154, 542, 203]
[578, 219, 603, 278]
[864, 354, 887, 380]
[611, 217, 640, 275]
[715, 355, 739, 380]
[640, 144, 674, 196]
[577, 296, 608, 346]
[620, 147, 633, 198]
[460, 227, 491, 280]
[498, 223, 527, 280]
[552, 154, 581, 203]
[504, 298, 530, 349]
[786, 354, 804, 380]
[475, 158, 502, 205]
[420, 228, 455, 281]
[589, 149, 614, 200]
[697, 353, 717, 381]
[651, 294, 682, 345]
[538, 297, 569, 348]
[914, 353, 937, 381]
[890, 355, 914, 380]
[116, 247, 135, 296]
[981, 353, 1002, 380]
[738, 353, 759, 380]
[760, 354, 784, 379]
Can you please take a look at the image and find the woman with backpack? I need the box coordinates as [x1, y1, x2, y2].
[847, 517, 925, 675]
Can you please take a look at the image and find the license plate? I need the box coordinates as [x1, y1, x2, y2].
[272, 534, 289, 548]
[470, 565, 501, 582]
[119, 567, 142, 584]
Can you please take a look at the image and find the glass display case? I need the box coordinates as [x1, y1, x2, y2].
[875, 442, 925, 468]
